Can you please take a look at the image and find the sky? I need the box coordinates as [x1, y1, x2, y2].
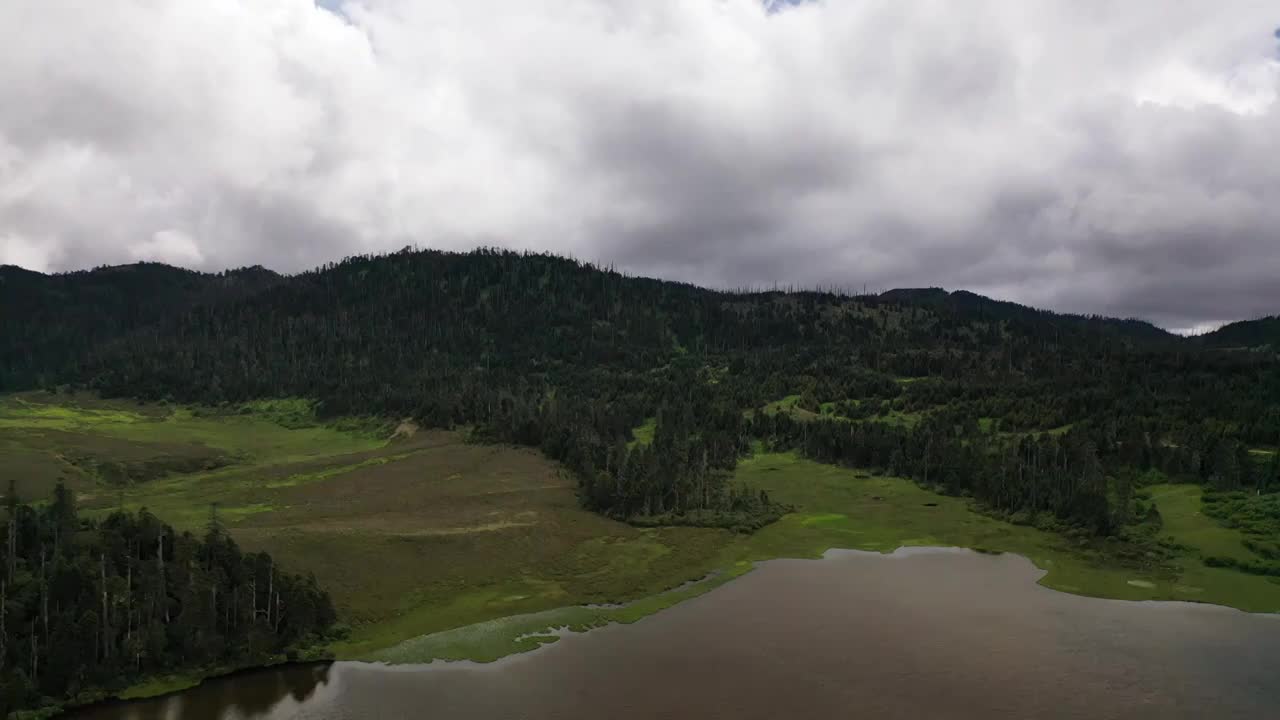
[1, 1, 1278, 333]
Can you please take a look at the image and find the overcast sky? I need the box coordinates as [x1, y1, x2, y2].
[2, 1, 1278, 332]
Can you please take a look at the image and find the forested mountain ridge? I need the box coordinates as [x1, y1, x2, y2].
[1200, 315, 1280, 349]
[874, 287, 1175, 344]
[5, 247, 1280, 712]
[4, 248, 1278, 533]
[1, 248, 1192, 401]
[1, 262, 282, 391]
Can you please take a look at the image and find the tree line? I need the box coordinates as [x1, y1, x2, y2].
[4, 249, 1278, 528]
[0, 481, 335, 716]
[751, 407, 1278, 536]
[4, 247, 1279, 709]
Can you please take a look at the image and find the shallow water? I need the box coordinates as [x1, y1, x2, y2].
[69, 548, 1280, 719]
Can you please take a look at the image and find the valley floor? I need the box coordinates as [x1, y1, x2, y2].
[3, 392, 1278, 694]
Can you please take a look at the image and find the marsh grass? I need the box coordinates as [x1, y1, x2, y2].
[8, 394, 1278, 684]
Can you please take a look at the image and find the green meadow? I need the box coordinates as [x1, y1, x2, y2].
[754, 393, 923, 427]
[0, 393, 383, 499]
[1, 393, 733, 662]
[373, 454, 1280, 665]
[3, 392, 1277, 678]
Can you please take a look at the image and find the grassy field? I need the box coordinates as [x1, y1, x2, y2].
[1145, 483, 1280, 610]
[374, 453, 1280, 665]
[4, 393, 1278, 681]
[760, 394, 1077, 437]
[0, 393, 383, 499]
[754, 394, 922, 427]
[628, 417, 657, 447]
[1148, 484, 1258, 562]
[734, 454, 1279, 611]
[755, 394, 820, 421]
[2, 393, 736, 662]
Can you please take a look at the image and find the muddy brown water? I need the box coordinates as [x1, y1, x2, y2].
[68, 548, 1280, 719]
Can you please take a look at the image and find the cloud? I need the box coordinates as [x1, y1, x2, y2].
[130, 229, 205, 267]
[1, 0, 1278, 329]
[0, 233, 51, 273]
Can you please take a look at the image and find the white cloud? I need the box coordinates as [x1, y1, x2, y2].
[0, 233, 53, 272]
[1136, 59, 1280, 115]
[1, 0, 1278, 327]
[1171, 320, 1230, 337]
[130, 229, 205, 268]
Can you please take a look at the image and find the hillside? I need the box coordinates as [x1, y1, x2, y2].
[1, 262, 281, 389]
[0, 250, 1194, 409]
[1200, 316, 1280, 349]
[5, 248, 1278, 525]
[5, 248, 1280, 712]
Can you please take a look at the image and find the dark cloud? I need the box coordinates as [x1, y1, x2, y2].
[2, 0, 1278, 332]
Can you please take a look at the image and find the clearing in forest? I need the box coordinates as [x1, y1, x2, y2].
[5, 392, 1278, 671]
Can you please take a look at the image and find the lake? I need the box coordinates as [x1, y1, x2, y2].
[68, 548, 1280, 719]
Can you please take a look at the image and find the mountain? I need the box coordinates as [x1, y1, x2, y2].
[4, 249, 1187, 408]
[0, 249, 1255, 415]
[878, 287, 1174, 344]
[1, 262, 281, 389]
[4, 247, 1278, 532]
[1200, 316, 1280, 349]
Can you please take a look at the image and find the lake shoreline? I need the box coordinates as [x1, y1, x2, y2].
[365, 542, 1280, 667]
[72, 541, 1278, 718]
[66, 545, 1280, 720]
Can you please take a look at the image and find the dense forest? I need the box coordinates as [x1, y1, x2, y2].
[3, 247, 1279, 592]
[4, 247, 1279, 711]
[1201, 315, 1280, 350]
[754, 410, 1278, 534]
[0, 481, 335, 716]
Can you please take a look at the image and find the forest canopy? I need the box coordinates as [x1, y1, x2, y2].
[2, 247, 1278, 712]
[0, 481, 335, 716]
[4, 250, 1277, 525]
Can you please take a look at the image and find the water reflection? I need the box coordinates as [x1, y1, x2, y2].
[72, 663, 333, 720]
[67, 549, 1280, 720]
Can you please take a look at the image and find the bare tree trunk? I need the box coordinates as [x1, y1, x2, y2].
[101, 553, 109, 660]
[267, 560, 274, 628]
[158, 534, 169, 624]
[40, 547, 49, 644]
[125, 553, 133, 643]
[1, 580, 6, 671]
[923, 433, 933, 486]
[7, 513, 16, 583]
[701, 448, 709, 509]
